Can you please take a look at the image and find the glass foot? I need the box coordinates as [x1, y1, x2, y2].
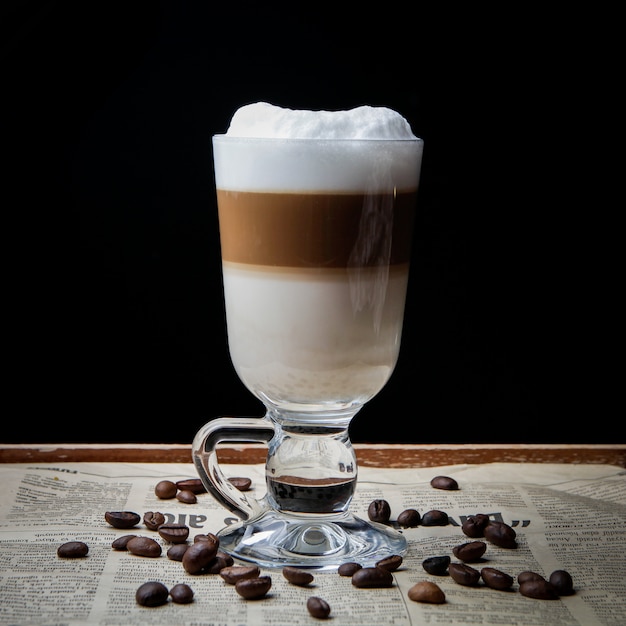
[216, 511, 407, 571]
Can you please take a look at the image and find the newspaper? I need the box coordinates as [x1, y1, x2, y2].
[0, 461, 624, 625]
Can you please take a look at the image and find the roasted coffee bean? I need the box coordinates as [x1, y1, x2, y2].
[182, 540, 218, 574]
[461, 514, 490, 538]
[135, 581, 169, 607]
[220, 565, 261, 584]
[397, 508, 421, 527]
[235, 576, 272, 600]
[452, 540, 487, 562]
[282, 566, 314, 586]
[421, 509, 449, 526]
[169, 583, 194, 604]
[166, 543, 189, 561]
[105, 511, 140, 529]
[448, 562, 481, 586]
[176, 489, 197, 504]
[484, 521, 517, 548]
[422, 555, 450, 576]
[204, 554, 231, 574]
[338, 562, 362, 576]
[228, 476, 252, 491]
[519, 579, 559, 600]
[549, 570, 574, 595]
[57, 541, 89, 558]
[307, 596, 331, 618]
[158, 523, 190, 544]
[376, 555, 403, 572]
[194, 532, 220, 545]
[408, 581, 446, 604]
[143, 511, 166, 531]
[430, 475, 459, 490]
[518, 571, 545, 585]
[126, 536, 162, 558]
[154, 480, 177, 499]
[176, 478, 206, 494]
[216, 550, 233, 567]
[481, 567, 514, 590]
[367, 499, 391, 523]
[351, 567, 394, 588]
[112, 534, 136, 550]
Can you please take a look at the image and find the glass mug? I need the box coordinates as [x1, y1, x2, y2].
[193, 134, 423, 569]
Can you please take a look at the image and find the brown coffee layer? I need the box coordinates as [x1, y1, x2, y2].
[217, 190, 416, 268]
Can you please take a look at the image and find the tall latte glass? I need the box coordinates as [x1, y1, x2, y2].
[193, 104, 423, 569]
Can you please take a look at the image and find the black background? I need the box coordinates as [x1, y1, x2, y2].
[3, 2, 616, 444]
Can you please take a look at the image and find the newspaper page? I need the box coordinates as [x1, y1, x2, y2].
[0, 461, 624, 625]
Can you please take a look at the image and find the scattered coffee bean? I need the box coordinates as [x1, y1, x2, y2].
[549, 570, 575, 595]
[448, 562, 481, 586]
[422, 555, 450, 576]
[57, 541, 89, 558]
[430, 475, 459, 490]
[158, 523, 190, 544]
[397, 509, 421, 527]
[111, 534, 136, 551]
[461, 514, 490, 538]
[338, 562, 362, 576]
[228, 476, 252, 491]
[376, 554, 403, 572]
[182, 540, 218, 574]
[220, 565, 261, 584]
[421, 509, 449, 526]
[307, 596, 331, 619]
[452, 540, 487, 562]
[154, 480, 177, 499]
[105, 511, 140, 529]
[351, 567, 394, 588]
[518, 571, 545, 585]
[235, 576, 272, 599]
[204, 554, 231, 574]
[176, 489, 197, 504]
[519, 579, 559, 600]
[194, 532, 220, 544]
[216, 550, 234, 567]
[481, 566, 514, 590]
[136, 581, 169, 607]
[166, 543, 189, 561]
[143, 511, 166, 531]
[176, 478, 206, 494]
[367, 499, 391, 523]
[408, 581, 446, 604]
[126, 536, 162, 558]
[283, 566, 314, 586]
[169, 583, 194, 604]
[483, 521, 517, 548]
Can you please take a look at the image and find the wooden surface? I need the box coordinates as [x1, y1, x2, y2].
[1, 443, 625, 468]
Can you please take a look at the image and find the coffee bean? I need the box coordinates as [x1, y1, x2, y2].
[307, 596, 331, 618]
[549, 570, 574, 595]
[126, 536, 162, 558]
[228, 476, 252, 491]
[136, 581, 169, 607]
[216, 550, 234, 567]
[154, 480, 177, 499]
[397, 509, 421, 527]
[176, 478, 206, 494]
[483, 521, 517, 548]
[338, 562, 362, 576]
[452, 540, 487, 562]
[422, 555, 450, 576]
[57, 541, 89, 558]
[351, 567, 394, 588]
[519, 579, 559, 600]
[282, 566, 314, 586]
[481, 566, 514, 590]
[143, 511, 165, 531]
[235, 576, 272, 599]
[421, 510, 449, 526]
[448, 562, 481, 586]
[182, 540, 218, 574]
[430, 475, 459, 490]
[111, 534, 136, 550]
[517, 571, 545, 585]
[408, 581, 446, 604]
[367, 499, 391, 523]
[461, 514, 490, 538]
[220, 565, 261, 584]
[105, 511, 140, 529]
[169, 583, 194, 604]
[166, 543, 189, 561]
[376, 555, 403, 572]
[176, 489, 197, 504]
[204, 554, 231, 574]
[158, 523, 190, 544]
